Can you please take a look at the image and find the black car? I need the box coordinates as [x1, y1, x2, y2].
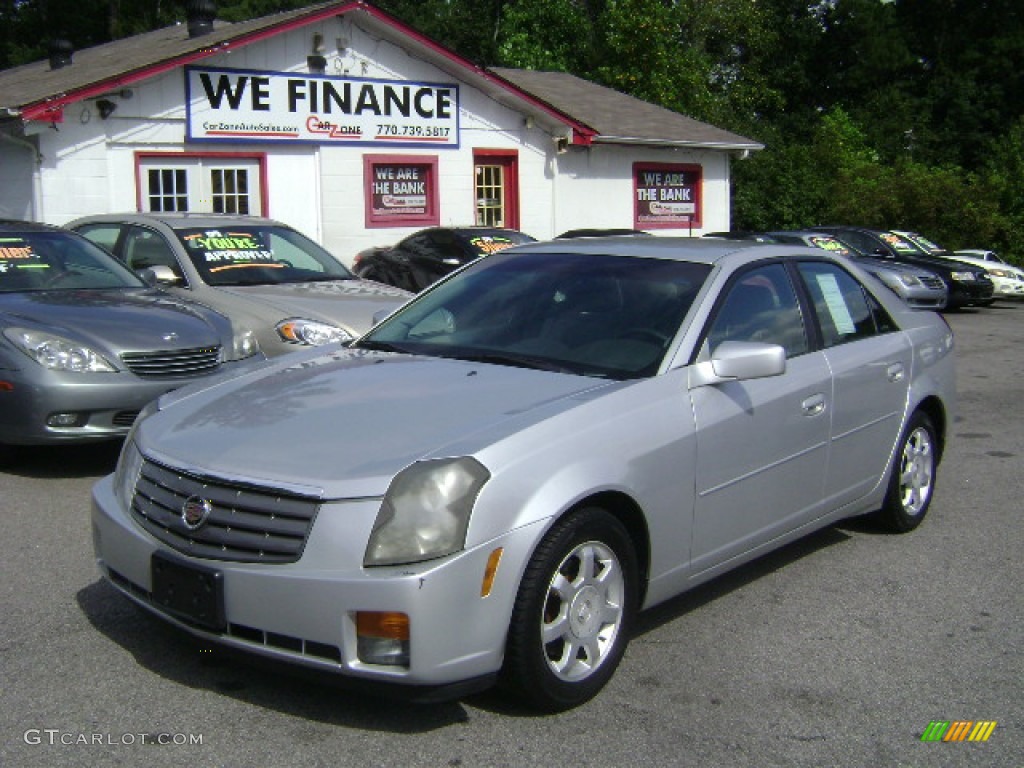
[811, 226, 993, 309]
[352, 226, 536, 292]
[556, 228, 652, 238]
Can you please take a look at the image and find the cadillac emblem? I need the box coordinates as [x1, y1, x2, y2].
[181, 495, 213, 531]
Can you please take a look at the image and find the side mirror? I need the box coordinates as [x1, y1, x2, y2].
[139, 265, 181, 286]
[688, 341, 786, 388]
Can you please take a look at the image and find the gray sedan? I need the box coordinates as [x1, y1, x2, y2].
[765, 231, 948, 309]
[67, 213, 412, 357]
[0, 220, 261, 449]
[92, 237, 954, 711]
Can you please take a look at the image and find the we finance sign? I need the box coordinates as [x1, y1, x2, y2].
[186, 66, 460, 148]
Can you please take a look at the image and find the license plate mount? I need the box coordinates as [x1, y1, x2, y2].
[151, 552, 226, 632]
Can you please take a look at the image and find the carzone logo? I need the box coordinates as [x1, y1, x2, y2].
[921, 720, 997, 742]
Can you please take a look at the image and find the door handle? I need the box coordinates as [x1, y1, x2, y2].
[887, 363, 906, 383]
[802, 394, 826, 417]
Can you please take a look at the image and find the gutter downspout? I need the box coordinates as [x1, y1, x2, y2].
[0, 131, 44, 222]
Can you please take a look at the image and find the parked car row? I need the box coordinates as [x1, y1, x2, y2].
[2, 215, 412, 452]
[892, 231, 1024, 301]
[0, 220, 262, 448]
[706, 225, 1020, 310]
[3, 214, 965, 711]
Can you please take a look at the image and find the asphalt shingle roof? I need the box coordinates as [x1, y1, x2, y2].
[0, 0, 760, 151]
[491, 68, 761, 150]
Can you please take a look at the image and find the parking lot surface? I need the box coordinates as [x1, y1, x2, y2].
[1, 305, 1021, 767]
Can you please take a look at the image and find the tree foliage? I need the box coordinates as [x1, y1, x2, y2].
[1, 0, 1021, 258]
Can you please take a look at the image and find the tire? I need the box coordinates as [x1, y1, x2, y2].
[501, 507, 638, 711]
[875, 411, 938, 532]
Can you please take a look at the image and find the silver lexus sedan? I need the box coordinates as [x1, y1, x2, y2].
[67, 213, 412, 357]
[0, 221, 261, 450]
[92, 237, 955, 711]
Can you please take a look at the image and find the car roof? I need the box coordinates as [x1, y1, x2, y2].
[0, 219, 65, 233]
[509, 235, 821, 266]
[766, 230, 836, 239]
[68, 212, 286, 230]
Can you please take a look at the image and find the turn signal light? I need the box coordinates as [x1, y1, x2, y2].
[356, 611, 410, 667]
[481, 547, 504, 597]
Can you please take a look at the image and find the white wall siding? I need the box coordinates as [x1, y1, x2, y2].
[0, 141, 37, 220]
[21, 13, 738, 252]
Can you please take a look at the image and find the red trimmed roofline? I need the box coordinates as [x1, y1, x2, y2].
[19, 0, 596, 143]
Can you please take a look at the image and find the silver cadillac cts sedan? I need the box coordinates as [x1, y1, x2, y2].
[92, 237, 955, 711]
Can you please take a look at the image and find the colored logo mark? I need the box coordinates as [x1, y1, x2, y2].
[921, 721, 997, 742]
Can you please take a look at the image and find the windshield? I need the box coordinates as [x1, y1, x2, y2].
[0, 231, 144, 293]
[880, 232, 931, 256]
[807, 235, 853, 257]
[461, 229, 535, 258]
[358, 250, 710, 380]
[174, 225, 355, 287]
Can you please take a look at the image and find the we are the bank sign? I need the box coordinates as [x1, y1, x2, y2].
[186, 66, 460, 148]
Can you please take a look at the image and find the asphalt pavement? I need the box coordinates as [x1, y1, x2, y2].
[1, 304, 1021, 768]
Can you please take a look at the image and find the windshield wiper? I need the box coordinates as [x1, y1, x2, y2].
[447, 351, 576, 374]
[354, 339, 418, 355]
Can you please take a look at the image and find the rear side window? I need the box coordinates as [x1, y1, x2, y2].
[75, 224, 124, 256]
[797, 262, 897, 347]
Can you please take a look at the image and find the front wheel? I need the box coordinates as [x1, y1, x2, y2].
[875, 411, 938, 532]
[501, 507, 638, 711]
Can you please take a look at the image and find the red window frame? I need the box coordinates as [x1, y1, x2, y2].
[633, 162, 703, 231]
[473, 149, 520, 230]
[363, 154, 439, 228]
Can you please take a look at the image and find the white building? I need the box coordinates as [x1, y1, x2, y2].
[0, 0, 761, 262]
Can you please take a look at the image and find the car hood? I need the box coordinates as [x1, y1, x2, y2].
[138, 349, 616, 498]
[0, 288, 222, 356]
[855, 257, 938, 279]
[220, 279, 410, 334]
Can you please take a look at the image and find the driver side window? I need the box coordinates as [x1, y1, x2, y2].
[708, 264, 808, 357]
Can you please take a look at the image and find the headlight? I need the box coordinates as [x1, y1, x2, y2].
[232, 329, 260, 359]
[3, 328, 116, 372]
[950, 271, 975, 282]
[276, 318, 353, 346]
[112, 398, 161, 509]
[896, 273, 923, 287]
[364, 458, 490, 566]
[113, 438, 144, 511]
[987, 268, 1010, 278]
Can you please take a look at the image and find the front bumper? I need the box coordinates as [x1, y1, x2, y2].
[0, 361, 251, 445]
[989, 276, 1024, 299]
[91, 474, 544, 693]
[946, 279, 994, 308]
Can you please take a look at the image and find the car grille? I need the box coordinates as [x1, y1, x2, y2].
[129, 458, 319, 563]
[919, 275, 944, 290]
[120, 347, 222, 378]
[112, 411, 140, 427]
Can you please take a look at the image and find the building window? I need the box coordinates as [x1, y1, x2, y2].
[211, 169, 250, 214]
[363, 154, 439, 228]
[148, 169, 188, 212]
[473, 151, 519, 229]
[475, 164, 505, 226]
[136, 154, 265, 215]
[633, 162, 703, 231]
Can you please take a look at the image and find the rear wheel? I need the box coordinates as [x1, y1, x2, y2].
[875, 411, 938, 532]
[502, 507, 638, 711]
